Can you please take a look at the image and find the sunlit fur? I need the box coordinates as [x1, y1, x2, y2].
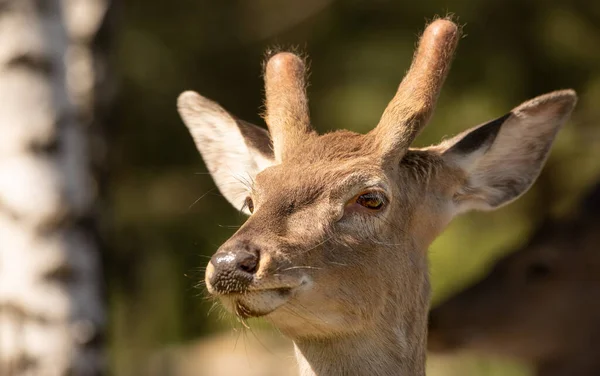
[177, 17, 577, 376]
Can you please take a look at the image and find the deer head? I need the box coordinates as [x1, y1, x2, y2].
[178, 18, 577, 376]
[428, 183, 600, 376]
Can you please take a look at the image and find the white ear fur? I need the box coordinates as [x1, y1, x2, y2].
[442, 90, 577, 213]
[177, 91, 275, 213]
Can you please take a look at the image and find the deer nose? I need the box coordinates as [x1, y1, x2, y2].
[208, 248, 259, 294]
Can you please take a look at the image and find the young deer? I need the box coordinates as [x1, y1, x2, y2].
[177, 18, 577, 376]
[428, 181, 600, 376]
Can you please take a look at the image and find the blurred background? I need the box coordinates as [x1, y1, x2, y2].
[2, 0, 600, 375]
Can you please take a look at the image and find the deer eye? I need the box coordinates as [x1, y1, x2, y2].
[355, 191, 386, 210]
[244, 197, 254, 213]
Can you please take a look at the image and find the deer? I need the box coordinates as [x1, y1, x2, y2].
[176, 18, 577, 376]
[428, 180, 600, 376]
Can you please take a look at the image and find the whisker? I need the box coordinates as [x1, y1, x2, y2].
[218, 224, 242, 229]
[281, 303, 327, 336]
[207, 301, 219, 317]
[233, 322, 243, 352]
[188, 188, 217, 210]
[326, 261, 348, 267]
[242, 324, 250, 369]
[245, 320, 281, 359]
[279, 265, 322, 272]
[291, 235, 333, 258]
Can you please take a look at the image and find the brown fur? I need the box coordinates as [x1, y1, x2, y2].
[177, 18, 577, 376]
[263, 52, 314, 162]
[372, 18, 460, 166]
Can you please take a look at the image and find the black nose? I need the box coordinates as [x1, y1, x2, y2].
[211, 250, 259, 274]
[209, 248, 259, 293]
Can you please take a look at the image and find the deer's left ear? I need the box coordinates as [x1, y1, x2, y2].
[440, 90, 577, 213]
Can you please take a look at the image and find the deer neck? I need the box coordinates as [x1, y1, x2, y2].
[293, 272, 430, 376]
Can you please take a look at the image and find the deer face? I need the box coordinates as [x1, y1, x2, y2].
[201, 131, 442, 338]
[178, 19, 576, 342]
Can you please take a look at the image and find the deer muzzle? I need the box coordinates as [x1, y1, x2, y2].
[206, 249, 259, 294]
[205, 238, 310, 318]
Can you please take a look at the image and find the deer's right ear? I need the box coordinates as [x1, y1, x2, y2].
[177, 91, 275, 214]
[440, 90, 577, 214]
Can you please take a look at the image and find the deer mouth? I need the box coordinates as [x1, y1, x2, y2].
[221, 287, 296, 319]
[208, 268, 312, 318]
[233, 288, 294, 318]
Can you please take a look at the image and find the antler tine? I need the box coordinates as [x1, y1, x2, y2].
[264, 52, 314, 162]
[373, 19, 460, 158]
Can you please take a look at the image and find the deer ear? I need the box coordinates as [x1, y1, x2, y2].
[177, 91, 275, 213]
[441, 90, 577, 213]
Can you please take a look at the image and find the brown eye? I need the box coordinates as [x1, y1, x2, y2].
[245, 197, 254, 213]
[356, 191, 385, 210]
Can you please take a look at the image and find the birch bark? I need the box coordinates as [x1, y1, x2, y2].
[0, 1, 110, 375]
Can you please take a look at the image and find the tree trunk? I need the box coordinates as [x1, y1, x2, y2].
[0, 1, 110, 375]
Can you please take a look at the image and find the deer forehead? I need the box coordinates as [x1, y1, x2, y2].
[251, 134, 393, 199]
[287, 131, 381, 163]
[252, 163, 389, 211]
